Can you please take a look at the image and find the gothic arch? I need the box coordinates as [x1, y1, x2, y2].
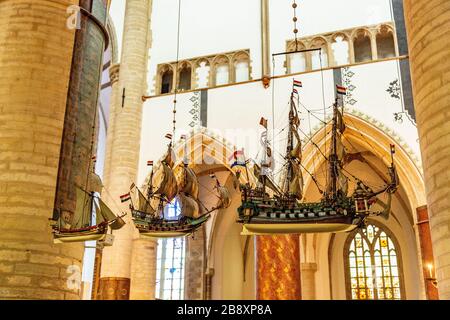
[342, 220, 406, 300]
[211, 55, 231, 86]
[299, 114, 424, 299]
[352, 28, 373, 62]
[157, 63, 175, 94]
[376, 24, 397, 59]
[286, 40, 308, 73]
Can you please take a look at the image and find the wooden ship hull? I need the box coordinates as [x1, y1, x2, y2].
[237, 198, 362, 235]
[132, 210, 210, 238]
[52, 223, 108, 243]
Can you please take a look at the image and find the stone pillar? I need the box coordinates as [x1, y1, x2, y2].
[0, 0, 84, 299]
[130, 238, 157, 300]
[348, 39, 356, 64]
[99, 0, 152, 299]
[370, 32, 378, 60]
[301, 263, 317, 300]
[416, 206, 439, 299]
[404, 0, 450, 299]
[102, 63, 120, 188]
[185, 227, 206, 300]
[261, 0, 271, 80]
[256, 235, 301, 300]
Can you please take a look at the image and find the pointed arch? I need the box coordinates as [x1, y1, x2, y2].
[343, 221, 405, 300]
[301, 114, 425, 214]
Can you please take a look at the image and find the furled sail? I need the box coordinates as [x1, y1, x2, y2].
[152, 162, 178, 202]
[288, 160, 304, 200]
[178, 193, 200, 219]
[291, 128, 302, 161]
[177, 166, 199, 200]
[336, 138, 348, 196]
[88, 172, 103, 193]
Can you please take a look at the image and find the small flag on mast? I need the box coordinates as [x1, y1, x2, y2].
[292, 88, 299, 95]
[147, 160, 153, 166]
[130, 182, 136, 190]
[336, 85, 347, 95]
[228, 150, 244, 161]
[120, 193, 131, 203]
[293, 79, 303, 88]
[259, 117, 268, 129]
[165, 133, 173, 140]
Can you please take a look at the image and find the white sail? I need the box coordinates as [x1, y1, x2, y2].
[216, 185, 231, 209]
[98, 198, 125, 230]
[72, 187, 92, 229]
[178, 193, 200, 219]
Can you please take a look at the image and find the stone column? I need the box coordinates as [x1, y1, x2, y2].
[370, 32, 378, 60]
[301, 263, 317, 300]
[185, 227, 206, 300]
[0, 0, 84, 300]
[99, 0, 152, 300]
[416, 206, 439, 300]
[256, 235, 301, 300]
[347, 37, 355, 64]
[102, 63, 120, 188]
[129, 238, 157, 300]
[404, 0, 450, 299]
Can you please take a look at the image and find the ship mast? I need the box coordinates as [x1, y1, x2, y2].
[328, 97, 340, 202]
[285, 93, 296, 195]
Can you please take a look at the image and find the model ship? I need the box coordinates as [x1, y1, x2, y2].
[130, 137, 231, 238]
[237, 83, 399, 235]
[51, 171, 126, 243]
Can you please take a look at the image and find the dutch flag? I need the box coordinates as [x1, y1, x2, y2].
[293, 79, 303, 88]
[120, 193, 131, 203]
[336, 85, 347, 95]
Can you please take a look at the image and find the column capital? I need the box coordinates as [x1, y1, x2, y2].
[109, 63, 120, 85]
[301, 262, 318, 272]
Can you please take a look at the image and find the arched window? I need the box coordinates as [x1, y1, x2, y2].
[160, 68, 173, 94]
[354, 30, 372, 63]
[195, 60, 210, 89]
[213, 56, 230, 86]
[310, 38, 328, 70]
[155, 198, 186, 300]
[233, 52, 250, 83]
[178, 64, 192, 91]
[376, 26, 396, 59]
[332, 34, 350, 65]
[344, 223, 404, 300]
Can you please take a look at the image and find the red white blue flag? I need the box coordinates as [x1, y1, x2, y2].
[293, 79, 303, 88]
[336, 85, 347, 95]
[120, 193, 131, 203]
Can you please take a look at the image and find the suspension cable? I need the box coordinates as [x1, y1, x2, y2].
[171, 0, 183, 141]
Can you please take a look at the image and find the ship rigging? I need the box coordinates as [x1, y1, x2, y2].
[236, 82, 399, 235]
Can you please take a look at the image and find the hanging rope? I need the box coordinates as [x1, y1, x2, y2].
[171, 0, 183, 142]
[292, 0, 299, 51]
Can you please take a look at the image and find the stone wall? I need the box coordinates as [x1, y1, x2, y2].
[184, 226, 206, 300]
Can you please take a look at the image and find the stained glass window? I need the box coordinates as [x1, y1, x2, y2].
[155, 199, 186, 300]
[346, 224, 403, 300]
